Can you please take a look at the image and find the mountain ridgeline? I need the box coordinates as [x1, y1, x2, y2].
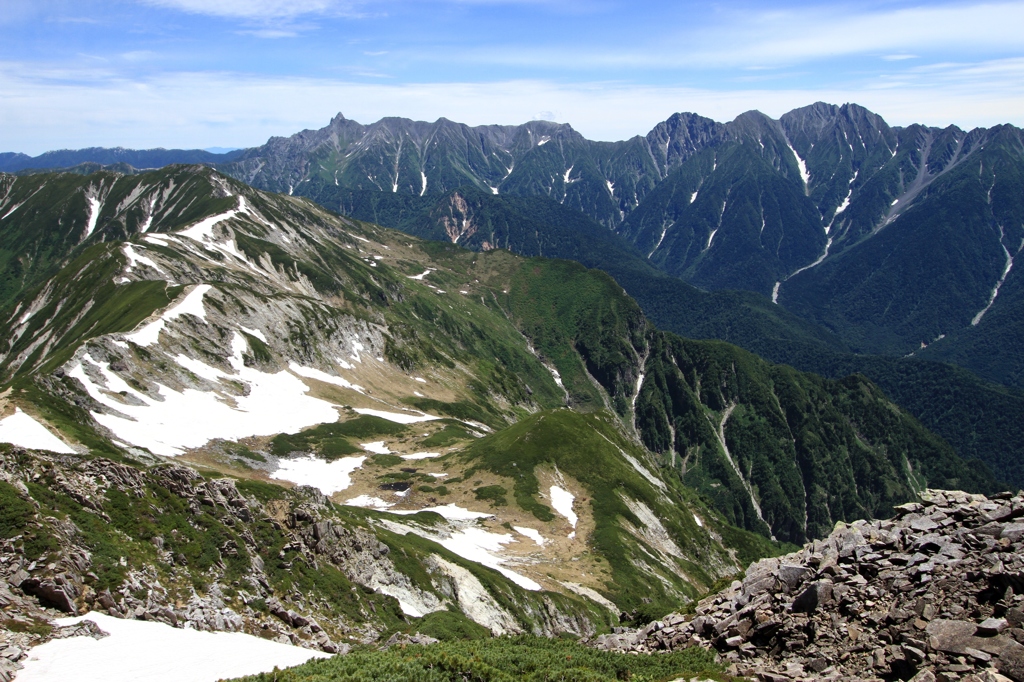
[0, 164, 997, 615]
[201, 106, 1024, 391]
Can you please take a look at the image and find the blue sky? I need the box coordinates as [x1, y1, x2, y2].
[2, 0, 1023, 154]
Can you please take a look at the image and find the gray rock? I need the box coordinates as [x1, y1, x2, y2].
[791, 580, 833, 614]
[980, 618, 1011, 636]
[1001, 523, 1024, 542]
[927, 620, 978, 653]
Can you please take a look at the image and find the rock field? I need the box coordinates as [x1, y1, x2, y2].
[596, 489, 1024, 682]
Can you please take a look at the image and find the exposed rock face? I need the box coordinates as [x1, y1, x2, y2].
[596, 489, 1024, 682]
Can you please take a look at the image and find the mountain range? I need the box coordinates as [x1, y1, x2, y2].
[0, 164, 1000, 648]
[9, 104, 1022, 392]
[1, 104, 1021, 674]
[215, 105, 1024, 387]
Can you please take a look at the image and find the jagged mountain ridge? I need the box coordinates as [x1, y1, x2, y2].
[8, 106, 1024, 387]
[0, 166, 994, 581]
[210, 105, 1024, 380]
[301, 184, 1024, 491]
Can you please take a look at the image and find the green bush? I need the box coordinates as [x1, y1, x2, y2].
[231, 635, 723, 682]
[413, 610, 490, 641]
[473, 485, 508, 507]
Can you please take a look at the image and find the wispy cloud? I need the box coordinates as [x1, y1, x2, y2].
[395, 2, 1024, 72]
[138, 0, 358, 20]
[1, 63, 1021, 154]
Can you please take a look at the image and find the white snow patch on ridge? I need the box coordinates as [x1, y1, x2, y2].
[549, 485, 578, 528]
[400, 452, 441, 460]
[785, 140, 811, 191]
[345, 495, 392, 509]
[125, 284, 211, 347]
[361, 441, 391, 455]
[388, 504, 492, 521]
[122, 244, 163, 275]
[240, 326, 267, 342]
[514, 526, 546, 546]
[0, 408, 75, 454]
[288, 362, 364, 393]
[271, 455, 366, 495]
[352, 407, 439, 424]
[178, 197, 247, 242]
[68, 335, 340, 457]
[84, 196, 102, 239]
[15, 611, 327, 682]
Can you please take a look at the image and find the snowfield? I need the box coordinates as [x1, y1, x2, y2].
[0, 408, 75, 454]
[352, 407, 439, 424]
[68, 332, 340, 457]
[549, 485, 578, 529]
[271, 455, 366, 495]
[16, 612, 327, 682]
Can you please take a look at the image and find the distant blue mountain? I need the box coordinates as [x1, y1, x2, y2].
[0, 146, 245, 173]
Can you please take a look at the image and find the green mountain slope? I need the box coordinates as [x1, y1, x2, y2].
[300, 183, 1024, 491]
[13, 105, 1024, 391]
[0, 167, 1001, 647]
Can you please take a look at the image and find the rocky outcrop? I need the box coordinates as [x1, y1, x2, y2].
[597, 489, 1024, 682]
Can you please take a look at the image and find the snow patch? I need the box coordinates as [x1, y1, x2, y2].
[693, 513, 704, 527]
[400, 452, 441, 460]
[705, 227, 718, 251]
[352, 408, 440, 424]
[344, 495, 393, 509]
[15, 612, 327, 682]
[407, 269, 433, 280]
[772, 281, 781, 304]
[271, 455, 366, 495]
[177, 198, 245, 242]
[84, 196, 102, 238]
[124, 284, 211, 347]
[122, 244, 164, 274]
[389, 504, 492, 521]
[288, 362, 364, 393]
[514, 526, 546, 546]
[68, 339, 340, 457]
[361, 441, 391, 455]
[785, 139, 811, 192]
[240, 326, 267, 343]
[549, 485, 578, 529]
[378, 516, 539, 591]
[0, 408, 75, 454]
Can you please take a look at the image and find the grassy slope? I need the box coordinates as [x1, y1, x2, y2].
[231, 636, 724, 682]
[449, 252, 1000, 544]
[306, 185, 1024, 490]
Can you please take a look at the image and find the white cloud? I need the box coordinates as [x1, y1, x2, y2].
[0, 64, 1021, 154]
[679, 2, 1024, 69]
[138, 0, 353, 19]
[409, 2, 1024, 71]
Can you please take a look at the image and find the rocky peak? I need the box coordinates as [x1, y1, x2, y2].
[596, 488, 1024, 682]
